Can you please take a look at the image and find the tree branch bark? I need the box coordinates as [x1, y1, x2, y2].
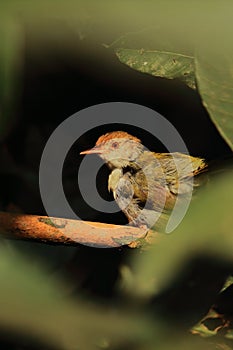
[0, 211, 148, 248]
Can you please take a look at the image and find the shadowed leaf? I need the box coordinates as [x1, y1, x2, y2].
[116, 48, 195, 89]
[196, 48, 233, 150]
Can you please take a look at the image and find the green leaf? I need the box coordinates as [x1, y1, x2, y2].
[195, 49, 233, 150]
[116, 48, 195, 89]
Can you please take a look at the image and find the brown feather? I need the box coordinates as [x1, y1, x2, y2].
[96, 131, 141, 145]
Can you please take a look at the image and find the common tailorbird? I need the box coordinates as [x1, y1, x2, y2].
[80, 131, 207, 232]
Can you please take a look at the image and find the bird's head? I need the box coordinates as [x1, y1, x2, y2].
[80, 131, 144, 168]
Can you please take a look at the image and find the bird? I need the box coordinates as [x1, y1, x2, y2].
[80, 131, 207, 233]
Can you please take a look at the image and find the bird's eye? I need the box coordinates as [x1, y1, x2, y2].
[112, 142, 119, 149]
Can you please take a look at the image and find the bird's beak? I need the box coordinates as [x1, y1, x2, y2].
[80, 146, 104, 155]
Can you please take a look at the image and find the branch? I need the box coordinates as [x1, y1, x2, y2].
[0, 211, 149, 248]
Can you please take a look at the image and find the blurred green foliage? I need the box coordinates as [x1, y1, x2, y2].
[0, 0, 233, 349]
[0, 16, 22, 140]
[0, 244, 155, 349]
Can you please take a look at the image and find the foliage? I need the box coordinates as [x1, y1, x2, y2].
[111, 28, 233, 150]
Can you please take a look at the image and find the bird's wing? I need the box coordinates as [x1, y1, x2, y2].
[107, 152, 207, 230]
[153, 152, 207, 195]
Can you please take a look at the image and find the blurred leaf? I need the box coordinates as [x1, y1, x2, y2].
[0, 16, 22, 140]
[226, 330, 233, 340]
[0, 245, 154, 350]
[116, 48, 195, 89]
[1, 0, 232, 50]
[192, 322, 218, 338]
[124, 172, 233, 298]
[195, 48, 233, 150]
[220, 275, 233, 292]
[192, 309, 224, 338]
[109, 27, 194, 55]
